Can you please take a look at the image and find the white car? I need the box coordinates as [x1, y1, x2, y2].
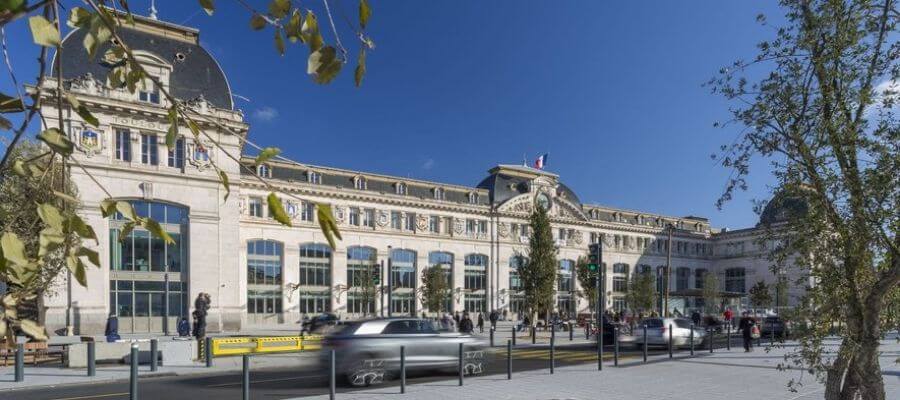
[632, 317, 707, 348]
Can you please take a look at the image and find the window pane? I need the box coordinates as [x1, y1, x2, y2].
[150, 293, 165, 317]
[150, 232, 165, 271]
[133, 230, 150, 271]
[134, 293, 150, 316]
[117, 292, 133, 317]
[167, 232, 182, 272]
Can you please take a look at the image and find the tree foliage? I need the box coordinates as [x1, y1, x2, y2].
[351, 264, 378, 317]
[520, 206, 557, 320]
[421, 265, 449, 315]
[575, 256, 598, 312]
[701, 271, 720, 315]
[710, 1, 900, 398]
[625, 270, 656, 314]
[749, 280, 773, 309]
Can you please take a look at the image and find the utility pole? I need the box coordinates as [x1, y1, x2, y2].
[387, 246, 393, 318]
[664, 224, 674, 318]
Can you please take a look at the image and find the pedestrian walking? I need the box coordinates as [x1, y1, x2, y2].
[460, 313, 474, 334]
[454, 311, 461, 326]
[477, 313, 485, 333]
[691, 310, 702, 327]
[724, 307, 734, 326]
[489, 309, 499, 330]
[738, 311, 756, 352]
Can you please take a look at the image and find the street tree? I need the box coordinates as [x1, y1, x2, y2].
[575, 256, 598, 313]
[701, 272, 720, 316]
[749, 281, 773, 309]
[710, 1, 900, 398]
[625, 270, 656, 314]
[520, 205, 557, 325]
[0, 0, 374, 339]
[421, 265, 450, 316]
[352, 265, 379, 317]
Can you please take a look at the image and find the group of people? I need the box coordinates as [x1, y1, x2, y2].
[436, 310, 502, 334]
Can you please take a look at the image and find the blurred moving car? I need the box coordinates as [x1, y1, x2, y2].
[633, 317, 706, 348]
[302, 313, 339, 334]
[759, 316, 791, 338]
[320, 318, 485, 386]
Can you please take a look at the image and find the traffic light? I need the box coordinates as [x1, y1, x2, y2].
[372, 269, 381, 285]
[588, 243, 600, 271]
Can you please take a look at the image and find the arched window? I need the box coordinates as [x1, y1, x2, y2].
[468, 192, 478, 204]
[395, 182, 407, 195]
[390, 248, 417, 316]
[433, 187, 445, 200]
[247, 239, 284, 316]
[307, 170, 321, 184]
[464, 254, 487, 290]
[428, 251, 454, 286]
[353, 176, 367, 190]
[257, 164, 271, 178]
[509, 255, 526, 291]
[109, 200, 189, 333]
[347, 246, 378, 315]
[298, 243, 331, 314]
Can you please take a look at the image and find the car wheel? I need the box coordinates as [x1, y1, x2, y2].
[345, 354, 388, 387]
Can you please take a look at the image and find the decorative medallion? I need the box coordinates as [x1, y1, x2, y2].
[497, 222, 509, 238]
[453, 218, 464, 235]
[76, 127, 103, 157]
[333, 206, 346, 223]
[376, 210, 389, 227]
[285, 201, 299, 219]
[188, 140, 212, 171]
[416, 214, 428, 231]
[535, 192, 551, 211]
[602, 234, 613, 247]
[573, 230, 583, 245]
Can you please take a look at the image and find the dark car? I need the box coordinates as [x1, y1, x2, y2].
[302, 313, 339, 334]
[759, 316, 791, 338]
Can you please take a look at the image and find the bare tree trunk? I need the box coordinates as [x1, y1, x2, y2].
[854, 336, 885, 400]
[825, 345, 851, 400]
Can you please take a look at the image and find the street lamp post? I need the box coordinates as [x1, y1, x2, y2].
[387, 245, 393, 318]
[664, 224, 674, 318]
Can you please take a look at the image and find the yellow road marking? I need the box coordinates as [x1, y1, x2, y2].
[206, 374, 327, 388]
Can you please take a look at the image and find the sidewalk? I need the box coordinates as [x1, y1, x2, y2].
[0, 351, 317, 391]
[296, 339, 900, 400]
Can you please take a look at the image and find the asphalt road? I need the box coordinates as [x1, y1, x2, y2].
[0, 339, 735, 400]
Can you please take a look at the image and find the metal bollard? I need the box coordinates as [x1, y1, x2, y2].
[690, 324, 695, 356]
[14, 343, 24, 382]
[710, 328, 714, 353]
[150, 339, 158, 372]
[757, 328, 762, 347]
[569, 323, 574, 341]
[613, 326, 619, 366]
[329, 350, 336, 400]
[490, 328, 494, 347]
[400, 346, 406, 394]
[511, 326, 516, 346]
[550, 327, 555, 374]
[598, 321, 604, 371]
[531, 326, 536, 344]
[727, 323, 731, 351]
[668, 324, 673, 359]
[205, 337, 213, 368]
[506, 340, 512, 380]
[458, 343, 464, 386]
[242, 355, 250, 400]
[771, 327, 775, 345]
[129, 344, 139, 400]
[642, 325, 648, 363]
[88, 341, 96, 377]
[585, 323, 590, 340]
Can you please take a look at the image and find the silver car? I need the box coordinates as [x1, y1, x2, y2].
[632, 317, 707, 347]
[320, 318, 486, 386]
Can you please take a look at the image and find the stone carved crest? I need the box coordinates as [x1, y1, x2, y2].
[238, 197, 247, 215]
[453, 218, 464, 235]
[626, 236, 636, 250]
[376, 210, 389, 227]
[573, 230, 583, 245]
[511, 199, 533, 214]
[603, 234, 614, 247]
[333, 206, 346, 223]
[497, 222, 509, 238]
[67, 73, 104, 96]
[75, 126, 103, 157]
[187, 140, 213, 171]
[185, 94, 213, 114]
[285, 201, 300, 220]
[416, 214, 428, 231]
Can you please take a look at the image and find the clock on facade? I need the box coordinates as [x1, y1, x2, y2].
[535, 192, 551, 211]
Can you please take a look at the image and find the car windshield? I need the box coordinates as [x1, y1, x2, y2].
[643, 318, 664, 328]
[674, 319, 693, 329]
[382, 319, 438, 334]
[327, 321, 362, 336]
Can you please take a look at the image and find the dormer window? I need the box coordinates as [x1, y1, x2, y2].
[433, 187, 445, 200]
[307, 171, 321, 184]
[138, 88, 160, 104]
[257, 164, 271, 178]
[353, 176, 367, 190]
[637, 215, 645, 225]
[396, 182, 407, 195]
[468, 192, 478, 204]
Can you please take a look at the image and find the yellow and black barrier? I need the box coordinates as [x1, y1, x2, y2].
[209, 335, 324, 357]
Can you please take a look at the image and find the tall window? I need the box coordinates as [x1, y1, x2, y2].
[167, 137, 184, 168]
[613, 276, 627, 292]
[390, 249, 417, 315]
[509, 256, 526, 291]
[468, 192, 478, 204]
[725, 268, 746, 293]
[362, 208, 375, 228]
[307, 171, 321, 184]
[115, 129, 131, 161]
[300, 201, 314, 222]
[391, 211, 402, 230]
[404, 212, 417, 232]
[558, 259, 574, 292]
[349, 207, 360, 226]
[433, 187, 444, 200]
[140, 134, 158, 165]
[429, 251, 454, 312]
[347, 246, 378, 315]
[429, 216, 440, 233]
[695, 269, 707, 289]
[298, 243, 331, 314]
[353, 176, 367, 190]
[676, 267, 691, 291]
[248, 197, 263, 217]
[396, 182, 407, 195]
[466, 219, 476, 235]
[247, 240, 283, 314]
[464, 254, 487, 291]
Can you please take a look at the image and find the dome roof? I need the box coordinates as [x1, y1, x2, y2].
[758, 190, 808, 226]
[476, 165, 583, 209]
[57, 15, 233, 110]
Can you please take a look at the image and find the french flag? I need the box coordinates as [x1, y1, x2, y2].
[534, 153, 548, 170]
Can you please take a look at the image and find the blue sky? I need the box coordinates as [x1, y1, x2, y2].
[2, 1, 786, 229]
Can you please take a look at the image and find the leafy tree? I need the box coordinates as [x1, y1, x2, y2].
[352, 265, 379, 317]
[625, 270, 656, 314]
[0, 0, 373, 338]
[774, 276, 790, 310]
[575, 256, 598, 312]
[710, 1, 899, 397]
[701, 272, 720, 316]
[520, 205, 557, 324]
[748, 281, 773, 309]
[421, 265, 449, 315]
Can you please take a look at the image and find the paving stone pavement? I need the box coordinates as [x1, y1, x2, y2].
[296, 339, 900, 400]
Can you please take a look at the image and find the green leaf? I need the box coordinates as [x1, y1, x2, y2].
[1, 232, 28, 266]
[355, 48, 366, 88]
[0, 0, 26, 14]
[76, 246, 101, 268]
[219, 169, 231, 202]
[267, 192, 292, 227]
[254, 147, 280, 166]
[198, 0, 215, 16]
[116, 201, 138, 221]
[0, 115, 10, 130]
[29, 15, 61, 47]
[19, 319, 48, 341]
[65, 255, 88, 287]
[286, 9, 302, 42]
[250, 14, 267, 30]
[37, 203, 65, 230]
[100, 199, 117, 218]
[359, 0, 371, 30]
[12, 159, 28, 177]
[166, 106, 178, 149]
[307, 46, 343, 84]
[39, 227, 65, 257]
[52, 190, 79, 204]
[268, 0, 290, 19]
[37, 128, 74, 156]
[0, 91, 25, 113]
[142, 218, 174, 245]
[274, 27, 285, 56]
[67, 7, 92, 28]
[83, 15, 113, 60]
[187, 119, 201, 137]
[316, 203, 342, 249]
[65, 92, 100, 127]
[118, 222, 136, 241]
[301, 12, 323, 52]
[68, 214, 98, 244]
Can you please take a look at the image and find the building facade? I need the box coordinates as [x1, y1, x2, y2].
[34, 14, 809, 335]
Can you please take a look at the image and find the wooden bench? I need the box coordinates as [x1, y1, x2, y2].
[0, 342, 63, 366]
